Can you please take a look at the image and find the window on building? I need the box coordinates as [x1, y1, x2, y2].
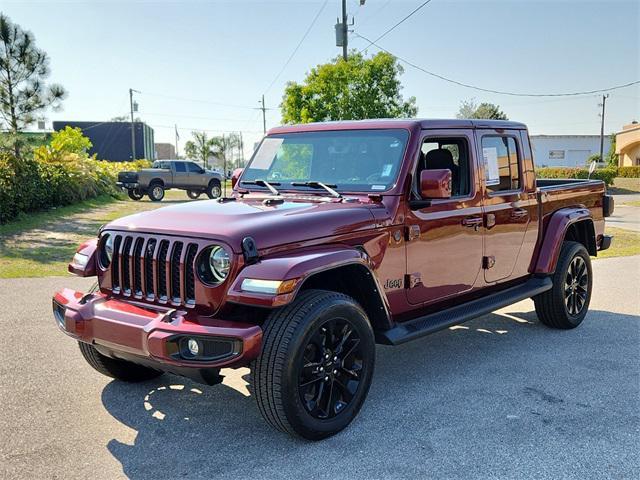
[481, 136, 521, 193]
[549, 150, 565, 160]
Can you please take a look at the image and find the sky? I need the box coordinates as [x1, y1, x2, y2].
[3, 0, 639, 158]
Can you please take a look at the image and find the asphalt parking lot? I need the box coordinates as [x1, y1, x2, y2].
[1, 255, 638, 480]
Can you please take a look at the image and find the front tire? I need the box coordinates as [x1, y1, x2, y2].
[252, 289, 375, 440]
[78, 342, 163, 382]
[187, 189, 202, 199]
[534, 241, 593, 329]
[147, 183, 165, 202]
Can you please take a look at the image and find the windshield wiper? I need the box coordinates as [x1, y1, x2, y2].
[291, 181, 341, 198]
[241, 179, 280, 196]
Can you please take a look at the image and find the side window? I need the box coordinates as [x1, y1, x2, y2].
[481, 136, 520, 193]
[186, 162, 202, 173]
[418, 137, 470, 197]
[174, 162, 187, 173]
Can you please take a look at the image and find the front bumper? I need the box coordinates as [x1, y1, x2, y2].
[53, 289, 262, 383]
[116, 181, 140, 189]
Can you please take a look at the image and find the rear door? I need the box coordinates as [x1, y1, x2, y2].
[172, 162, 189, 187]
[477, 130, 531, 283]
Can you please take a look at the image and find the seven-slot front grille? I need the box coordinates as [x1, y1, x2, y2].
[110, 234, 198, 307]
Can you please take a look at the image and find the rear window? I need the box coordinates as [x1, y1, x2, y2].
[481, 136, 521, 193]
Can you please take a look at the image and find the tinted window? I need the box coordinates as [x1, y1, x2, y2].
[186, 162, 202, 173]
[242, 129, 409, 192]
[174, 162, 187, 173]
[418, 137, 471, 197]
[481, 136, 520, 192]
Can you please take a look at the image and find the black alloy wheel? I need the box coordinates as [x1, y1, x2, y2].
[298, 318, 364, 420]
[564, 255, 588, 316]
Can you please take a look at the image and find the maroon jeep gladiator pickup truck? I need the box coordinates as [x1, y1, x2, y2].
[54, 119, 614, 440]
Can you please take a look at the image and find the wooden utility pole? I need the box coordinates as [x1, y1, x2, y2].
[129, 88, 136, 160]
[259, 95, 267, 135]
[341, 0, 348, 60]
[599, 94, 609, 162]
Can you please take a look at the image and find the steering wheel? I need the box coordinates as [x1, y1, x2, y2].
[366, 173, 384, 183]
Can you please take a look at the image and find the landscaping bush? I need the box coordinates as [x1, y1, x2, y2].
[616, 166, 640, 178]
[535, 166, 618, 186]
[1, 127, 152, 223]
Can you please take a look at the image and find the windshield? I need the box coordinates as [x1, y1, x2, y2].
[241, 129, 409, 193]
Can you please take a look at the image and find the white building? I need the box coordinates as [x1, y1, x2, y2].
[530, 135, 611, 168]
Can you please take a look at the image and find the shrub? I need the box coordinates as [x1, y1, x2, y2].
[0, 152, 151, 224]
[616, 166, 640, 178]
[535, 166, 618, 186]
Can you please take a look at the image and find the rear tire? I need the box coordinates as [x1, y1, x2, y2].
[148, 183, 165, 202]
[534, 241, 592, 329]
[251, 289, 375, 440]
[127, 188, 144, 201]
[78, 342, 163, 382]
[187, 189, 201, 199]
[206, 180, 221, 199]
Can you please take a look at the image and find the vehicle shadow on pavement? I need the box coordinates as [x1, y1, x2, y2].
[100, 308, 639, 479]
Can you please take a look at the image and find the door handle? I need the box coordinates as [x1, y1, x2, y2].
[511, 208, 529, 219]
[462, 216, 483, 230]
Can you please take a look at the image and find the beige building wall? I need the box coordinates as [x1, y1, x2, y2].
[155, 142, 176, 160]
[616, 123, 640, 167]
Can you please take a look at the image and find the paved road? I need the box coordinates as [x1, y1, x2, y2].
[1, 257, 638, 480]
[607, 203, 640, 232]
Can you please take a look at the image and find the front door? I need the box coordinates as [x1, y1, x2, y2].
[476, 130, 531, 283]
[405, 130, 484, 306]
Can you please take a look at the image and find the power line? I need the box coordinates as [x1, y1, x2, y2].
[358, 0, 435, 52]
[263, 0, 329, 95]
[355, 33, 640, 97]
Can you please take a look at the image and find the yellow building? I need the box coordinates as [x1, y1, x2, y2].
[616, 122, 640, 166]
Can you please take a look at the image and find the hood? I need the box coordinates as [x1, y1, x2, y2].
[104, 196, 378, 253]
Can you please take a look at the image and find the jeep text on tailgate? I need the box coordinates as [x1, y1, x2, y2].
[55, 119, 614, 440]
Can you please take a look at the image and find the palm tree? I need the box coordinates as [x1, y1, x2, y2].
[184, 131, 216, 169]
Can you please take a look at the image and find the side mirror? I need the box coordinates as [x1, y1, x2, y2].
[420, 169, 452, 199]
[231, 168, 244, 189]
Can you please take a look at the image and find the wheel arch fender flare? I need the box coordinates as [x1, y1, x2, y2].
[533, 207, 595, 275]
[226, 246, 392, 331]
[149, 178, 164, 187]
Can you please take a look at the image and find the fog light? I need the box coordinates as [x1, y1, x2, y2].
[187, 338, 200, 356]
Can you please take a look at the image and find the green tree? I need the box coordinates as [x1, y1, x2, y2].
[210, 133, 242, 171]
[281, 52, 417, 124]
[605, 133, 619, 166]
[34, 126, 92, 163]
[456, 99, 508, 120]
[0, 14, 66, 155]
[184, 131, 216, 169]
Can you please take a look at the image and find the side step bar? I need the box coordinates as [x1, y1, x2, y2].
[376, 277, 552, 346]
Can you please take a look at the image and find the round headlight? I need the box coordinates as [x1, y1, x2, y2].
[100, 233, 114, 268]
[209, 245, 231, 282]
